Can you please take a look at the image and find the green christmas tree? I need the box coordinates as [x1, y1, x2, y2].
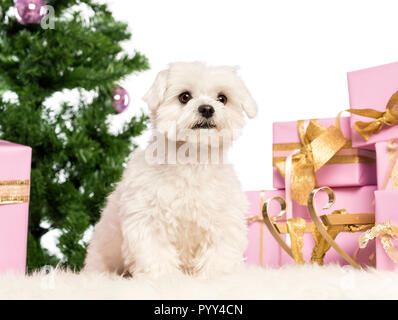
[0, 0, 149, 272]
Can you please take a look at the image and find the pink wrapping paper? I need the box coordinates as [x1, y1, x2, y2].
[375, 191, 398, 271]
[245, 190, 283, 268]
[0, 140, 31, 274]
[273, 117, 377, 190]
[347, 61, 398, 148]
[375, 141, 398, 190]
[245, 186, 376, 267]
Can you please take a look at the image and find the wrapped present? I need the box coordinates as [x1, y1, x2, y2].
[0, 140, 31, 274]
[273, 117, 376, 205]
[245, 186, 376, 268]
[245, 190, 282, 268]
[347, 61, 398, 148]
[358, 191, 398, 271]
[375, 140, 398, 190]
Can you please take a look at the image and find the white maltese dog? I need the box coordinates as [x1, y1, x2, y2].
[85, 62, 258, 278]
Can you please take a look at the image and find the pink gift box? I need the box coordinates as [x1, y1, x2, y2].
[347, 61, 398, 148]
[245, 190, 283, 268]
[0, 140, 31, 274]
[245, 186, 376, 267]
[375, 141, 398, 190]
[375, 191, 398, 271]
[273, 117, 377, 190]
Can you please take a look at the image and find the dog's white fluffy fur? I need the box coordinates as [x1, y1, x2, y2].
[3, 265, 398, 299]
[84, 62, 258, 278]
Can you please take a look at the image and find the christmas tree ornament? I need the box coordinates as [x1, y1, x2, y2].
[14, 0, 47, 25]
[113, 87, 130, 113]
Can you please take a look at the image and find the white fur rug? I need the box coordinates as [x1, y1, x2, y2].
[1, 264, 398, 300]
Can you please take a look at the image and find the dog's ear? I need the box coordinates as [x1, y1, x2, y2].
[240, 84, 258, 119]
[143, 69, 169, 111]
[231, 67, 258, 119]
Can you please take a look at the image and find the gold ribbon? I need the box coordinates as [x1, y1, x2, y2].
[380, 139, 398, 190]
[311, 210, 347, 265]
[286, 217, 308, 264]
[252, 191, 374, 267]
[265, 212, 350, 265]
[0, 180, 30, 205]
[274, 119, 347, 205]
[359, 221, 398, 266]
[310, 209, 369, 265]
[262, 195, 348, 265]
[273, 141, 376, 165]
[348, 90, 398, 141]
[246, 191, 266, 266]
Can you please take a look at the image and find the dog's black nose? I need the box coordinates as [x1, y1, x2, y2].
[198, 105, 215, 119]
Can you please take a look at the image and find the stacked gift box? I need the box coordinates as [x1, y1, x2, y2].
[245, 61, 398, 270]
[0, 140, 31, 274]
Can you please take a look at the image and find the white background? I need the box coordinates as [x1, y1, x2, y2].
[106, 0, 398, 191]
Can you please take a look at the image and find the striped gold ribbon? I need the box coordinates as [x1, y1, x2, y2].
[0, 180, 30, 205]
[273, 140, 376, 167]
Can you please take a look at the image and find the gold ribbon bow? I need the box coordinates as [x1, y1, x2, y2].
[359, 221, 398, 266]
[274, 119, 347, 205]
[0, 180, 30, 205]
[348, 90, 398, 141]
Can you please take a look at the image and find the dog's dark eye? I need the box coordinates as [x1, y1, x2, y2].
[217, 94, 227, 105]
[178, 92, 192, 104]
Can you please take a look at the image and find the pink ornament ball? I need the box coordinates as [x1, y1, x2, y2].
[113, 87, 130, 113]
[15, 0, 47, 25]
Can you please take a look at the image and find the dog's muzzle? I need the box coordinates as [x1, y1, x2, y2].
[191, 105, 217, 129]
[198, 105, 215, 119]
[191, 104, 217, 129]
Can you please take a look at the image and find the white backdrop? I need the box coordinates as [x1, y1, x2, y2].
[106, 0, 398, 191]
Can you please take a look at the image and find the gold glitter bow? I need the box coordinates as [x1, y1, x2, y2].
[274, 119, 347, 205]
[348, 90, 398, 141]
[359, 221, 398, 266]
[0, 180, 30, 205]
